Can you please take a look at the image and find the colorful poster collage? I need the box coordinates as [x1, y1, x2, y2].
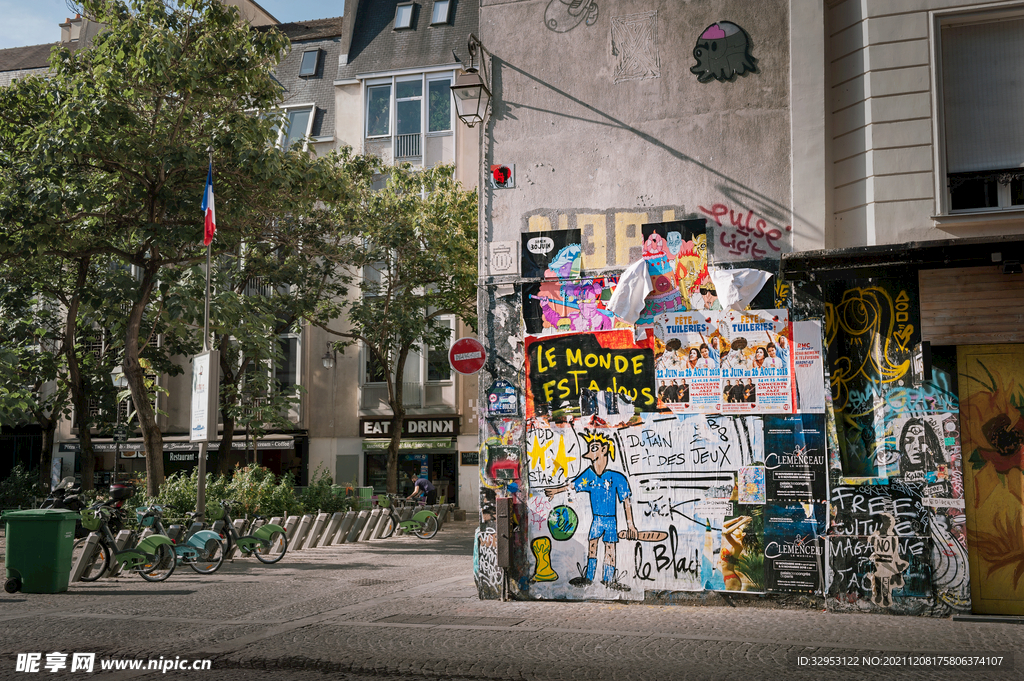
[652, 309, 795, 414]
[652, 310, 718, 412]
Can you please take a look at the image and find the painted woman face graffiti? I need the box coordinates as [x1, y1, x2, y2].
[899, 418, 944, 472]
[690, 21, 758, 83]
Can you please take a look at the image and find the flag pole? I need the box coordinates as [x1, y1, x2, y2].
[198, 145, 214, 520]
[203, 146, 213, 354]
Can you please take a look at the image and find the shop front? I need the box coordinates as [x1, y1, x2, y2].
[57, 435, 306, 485]
[361, 416, 459, 503]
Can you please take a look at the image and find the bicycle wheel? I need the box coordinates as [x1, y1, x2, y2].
[188, 538, 225, 575]
[138, 544, 176, 582]
[71, 538, 110, 582]
[414, 514, 438, 539]
[252, 531, 288, 564]
[379, 511, 397, 539]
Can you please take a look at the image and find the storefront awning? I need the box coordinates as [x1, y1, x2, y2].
[362, 438, 453, 451]
[58, 436, 295, 453]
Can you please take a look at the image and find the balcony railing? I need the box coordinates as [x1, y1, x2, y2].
[395, 133, 421, 159]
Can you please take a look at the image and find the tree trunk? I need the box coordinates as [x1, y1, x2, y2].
[126, 266, 163, 497]
[217, 337, 236, 476]
[64, 257, 94, 490]
[37, 415, 55, 489]
[385, 347, 411, 494]
[219, 411, 235, 476]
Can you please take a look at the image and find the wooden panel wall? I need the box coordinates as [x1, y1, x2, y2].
[920, 266, 1024, 345]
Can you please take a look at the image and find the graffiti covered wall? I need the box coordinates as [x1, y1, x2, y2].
[475, 0, 970, 617]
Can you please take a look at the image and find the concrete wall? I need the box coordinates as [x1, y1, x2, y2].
[480, 0, 792, 268]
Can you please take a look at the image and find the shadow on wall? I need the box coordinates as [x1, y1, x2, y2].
[486, 57, 815, 250]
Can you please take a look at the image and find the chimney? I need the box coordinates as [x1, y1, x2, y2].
[59, 13, 84, 43]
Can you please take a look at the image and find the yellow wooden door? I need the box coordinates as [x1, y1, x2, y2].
[958, 344, 1024, 615]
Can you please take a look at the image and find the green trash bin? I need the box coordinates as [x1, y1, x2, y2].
[3, 509, 79, 594]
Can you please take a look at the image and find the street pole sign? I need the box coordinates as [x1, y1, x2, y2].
[190, 351, 220, 443]
[449, 337, 486, 374]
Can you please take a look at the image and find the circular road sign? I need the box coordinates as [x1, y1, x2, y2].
[449, 337, 486, 375]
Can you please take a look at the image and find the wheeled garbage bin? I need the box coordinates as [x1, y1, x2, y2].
[3, 508, 79, 593]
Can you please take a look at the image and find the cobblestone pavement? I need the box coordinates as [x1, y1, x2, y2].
[2, 520, 1023, 681]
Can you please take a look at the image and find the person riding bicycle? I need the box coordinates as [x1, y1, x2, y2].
[408, 474, 438, 505]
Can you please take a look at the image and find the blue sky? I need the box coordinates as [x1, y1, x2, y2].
[0, 1, 344, 50]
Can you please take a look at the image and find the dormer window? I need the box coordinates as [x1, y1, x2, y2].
[299, 49, 320, 77]
[431, 0, 450, 25]
[395, 3, 414, 30]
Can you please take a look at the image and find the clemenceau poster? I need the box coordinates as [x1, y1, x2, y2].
[653, 309, 795, 414]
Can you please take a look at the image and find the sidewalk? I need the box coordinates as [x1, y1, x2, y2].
[2, 520, 1023, 681]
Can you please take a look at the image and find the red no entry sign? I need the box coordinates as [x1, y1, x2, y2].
[449, 337, 486, 374]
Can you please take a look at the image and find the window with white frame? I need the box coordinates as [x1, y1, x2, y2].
[366, 84, 391, 137]
[431, 0, 451, 25]
[275, 105, 315, 150]
[365, 73, 454, 139]
[396, 78, 422, 136]
[427, 76, 452, 132]
[395, 3, 413, 29]
[940, 12, 1024, 213]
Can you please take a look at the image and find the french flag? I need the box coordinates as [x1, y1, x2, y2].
[201, 162, 216, 246]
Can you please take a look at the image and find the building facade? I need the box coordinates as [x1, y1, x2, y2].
[2, 3, 483, 512]
[472, 0, 1024, 617]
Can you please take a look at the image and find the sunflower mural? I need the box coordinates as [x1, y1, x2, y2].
[959, 348, 1024, 614]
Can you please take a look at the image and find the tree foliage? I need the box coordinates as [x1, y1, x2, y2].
[0, 0, 353, 495]
[312, 162, 478, 493]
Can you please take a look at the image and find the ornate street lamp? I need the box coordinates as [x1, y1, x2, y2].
[322, 342, 336, 370]
[451, 34, 491, 128]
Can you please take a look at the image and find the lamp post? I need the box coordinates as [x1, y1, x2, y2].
[451, 34, 491, 128]
[110, 366, 129, 483]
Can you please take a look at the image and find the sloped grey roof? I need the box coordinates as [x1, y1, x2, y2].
[273, 16, 345, 42]
[337, 0, 477, 79]
[273, 19, 346, 140]
[0, 42, 73, 73]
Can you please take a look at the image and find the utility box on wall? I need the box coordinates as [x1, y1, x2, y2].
[496, 496, 511, 568]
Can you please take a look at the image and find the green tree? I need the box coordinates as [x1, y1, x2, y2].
[312, 163, 478, 494]
[0, 0, 346, 495]
[0, 260, 71, 486]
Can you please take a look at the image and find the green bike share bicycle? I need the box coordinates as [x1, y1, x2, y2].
[142, 506, 225, 574]
[71, 503, 177, 582]
[214, 500, 288, 563]
[376, 494, 438, 539]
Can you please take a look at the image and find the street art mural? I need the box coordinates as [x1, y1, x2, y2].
[690, 21, 758, 83]
[545, 0, 599, 33]
[477, 207, 970, 619]
[523, 414, 776, 599]
[958, 346, 1024, 615]
[523, 278, 616, 335]
[825, 277, 919, 482]
[611, 11, 660, 83]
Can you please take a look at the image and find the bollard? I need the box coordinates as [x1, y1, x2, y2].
[346, 510, 369, 543]
[225, 519, 248, 559]
[108, 530, 135, 576]
[395, 506, 414, 536]
[303, 513, 329, 550]
[70, 534, 102, 583]
[283, 515, 300, 542]
[320, 513, 345, 547]
[435, 504, 449, 532]
[358, 508, 381, 541]
[372, 509, 392, 539]
[290, 515, 313, 551]
[334, 511, 357, 545]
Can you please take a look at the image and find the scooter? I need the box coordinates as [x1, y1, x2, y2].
[40, 477, 89, 537]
